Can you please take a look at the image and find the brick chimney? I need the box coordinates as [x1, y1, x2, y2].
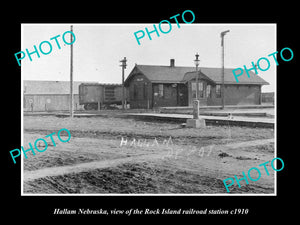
[170, 59, 175, 67]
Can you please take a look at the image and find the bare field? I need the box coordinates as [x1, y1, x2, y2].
[23, 115, 275, 194]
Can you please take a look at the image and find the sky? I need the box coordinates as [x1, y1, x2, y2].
[21, 23, 276, 92]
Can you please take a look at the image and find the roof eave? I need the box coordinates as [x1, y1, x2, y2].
[151, 80, 184, 84]
[215, 81, 269, 85]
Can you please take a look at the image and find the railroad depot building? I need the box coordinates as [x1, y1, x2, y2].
[124, 59, 269, 109]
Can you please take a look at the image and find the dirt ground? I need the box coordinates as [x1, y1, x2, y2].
[22, 114, 275, 194]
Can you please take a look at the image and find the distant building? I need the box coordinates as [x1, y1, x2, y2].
[23, 80, 85, 112]
[124, 59, 269, 109]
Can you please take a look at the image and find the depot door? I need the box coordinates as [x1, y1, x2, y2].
[178, 84, 188, 106]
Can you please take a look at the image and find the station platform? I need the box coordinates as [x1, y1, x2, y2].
[124, 113, 275, 128]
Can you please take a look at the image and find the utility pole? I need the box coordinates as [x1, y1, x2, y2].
[70, 25, 74, 118]
[120, 57, 127, 110]
[220, 30, 230, 109]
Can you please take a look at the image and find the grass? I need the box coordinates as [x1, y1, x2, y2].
[24, 162, 227, 194]
[24, 116, 274, 144]
[23, 115, 275, 194]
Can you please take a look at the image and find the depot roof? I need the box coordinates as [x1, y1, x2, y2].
[125, 64, 269, 85]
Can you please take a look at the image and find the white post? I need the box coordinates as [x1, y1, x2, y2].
[193, 100, 200, 119]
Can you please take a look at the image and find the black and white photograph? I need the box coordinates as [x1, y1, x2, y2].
[20, 23, 276, 195]
[4, 5, 296, 220]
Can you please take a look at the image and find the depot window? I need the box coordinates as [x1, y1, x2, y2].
[158, 84, 164, 97]
[206, 84, 211, 98]
[216, 85, 221, 98]
[199, 81, 204, 98]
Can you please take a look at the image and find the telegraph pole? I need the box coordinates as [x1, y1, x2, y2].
[120, 57, 127, 110]
[220, 30, 230, 109]
[70, 25, 74, 118]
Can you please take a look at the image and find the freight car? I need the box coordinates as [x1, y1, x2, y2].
[79, 83, 128, 110]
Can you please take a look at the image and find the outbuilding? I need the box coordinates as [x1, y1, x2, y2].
[124, 59, 269, 109]
[23, 80, 84, 112]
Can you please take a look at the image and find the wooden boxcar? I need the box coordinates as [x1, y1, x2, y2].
[79, 83, 128, 110]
